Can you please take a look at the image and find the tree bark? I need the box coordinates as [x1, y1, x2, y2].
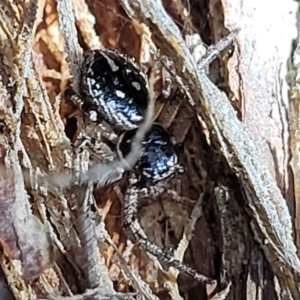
[0, 0, 299, 299]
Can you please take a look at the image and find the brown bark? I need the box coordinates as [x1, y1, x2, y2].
[0, 0, 299, 299]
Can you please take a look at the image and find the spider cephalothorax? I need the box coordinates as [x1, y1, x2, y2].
[117, 124, 183, 188]
[79, 49, 149, 130]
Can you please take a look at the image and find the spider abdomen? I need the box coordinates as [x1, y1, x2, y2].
[117, 124, 180, 185]
[79, 49, 149, 130]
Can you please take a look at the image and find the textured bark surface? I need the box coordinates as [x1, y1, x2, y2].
[0, 0, 299, 299]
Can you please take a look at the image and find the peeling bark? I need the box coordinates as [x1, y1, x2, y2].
[0, 0, 299, 299]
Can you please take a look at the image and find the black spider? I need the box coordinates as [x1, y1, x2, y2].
[79, 49, 149, 131]
[67, 49, 213, 284]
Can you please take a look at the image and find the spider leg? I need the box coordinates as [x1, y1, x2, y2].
[39, 129, 123, 191]
[122, 178, 214, 284]
[74, 134, 114, 162]
[64, 86, 118, 143]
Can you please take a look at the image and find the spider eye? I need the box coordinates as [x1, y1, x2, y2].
[79, 49, 149, 130]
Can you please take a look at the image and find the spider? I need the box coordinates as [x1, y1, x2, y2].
[65, 49, 214, 284]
